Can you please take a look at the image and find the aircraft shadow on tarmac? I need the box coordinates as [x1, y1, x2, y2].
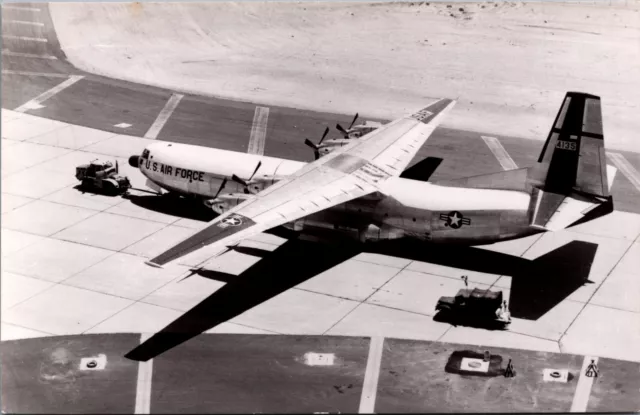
[125, 235, 598, 362]
[124, 193, 217, 222]
[125, 238, 362, 361]
[369, 239, 598, 321]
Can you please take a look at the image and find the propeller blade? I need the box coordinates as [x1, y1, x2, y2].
[336, 123, 349, 138]
[305, 138, 319, 150]
[348, 113, 359, 129]
[248, 161, 262, 181]
[231, 174, 247, 187]
[318, 127, 330, 145]
[116, 160, 119, 174]
[213, 178, 227, 198]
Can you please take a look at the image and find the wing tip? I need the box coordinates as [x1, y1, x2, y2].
[145, 260, 164, 269]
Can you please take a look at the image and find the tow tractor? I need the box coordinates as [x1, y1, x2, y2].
[436, 287, 511, 328]
[75, 159, 131, 195]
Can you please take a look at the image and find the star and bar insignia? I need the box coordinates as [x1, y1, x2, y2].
[219, 214, 244, 228]
[439, 211, 471, 229]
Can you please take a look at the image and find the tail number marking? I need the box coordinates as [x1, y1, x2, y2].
[556, 140, 577, 151]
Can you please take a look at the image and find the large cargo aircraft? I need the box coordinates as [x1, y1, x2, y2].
[128, 92, 615, 266]
[125, 92, 615, 360]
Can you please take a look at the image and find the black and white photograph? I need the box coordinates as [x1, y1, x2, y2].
[1, 0, 639, 412]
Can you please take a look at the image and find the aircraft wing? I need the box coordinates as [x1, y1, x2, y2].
[146, 98, 456, 268]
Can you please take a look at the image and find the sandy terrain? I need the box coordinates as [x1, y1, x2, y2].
[50, 1, 640, 151]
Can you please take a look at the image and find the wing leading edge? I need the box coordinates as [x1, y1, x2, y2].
[146, 98, 456, 268]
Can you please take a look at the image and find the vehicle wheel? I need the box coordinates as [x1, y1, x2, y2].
[102, 181, 117, 195]
[81, 179, 92, 189]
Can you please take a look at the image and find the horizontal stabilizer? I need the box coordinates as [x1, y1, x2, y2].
[529, 188, 608, 231]
[530, 189, 565, 230]
[543, 198, 597, 231]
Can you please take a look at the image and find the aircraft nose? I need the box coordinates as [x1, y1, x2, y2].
[128, 155, 139, 168]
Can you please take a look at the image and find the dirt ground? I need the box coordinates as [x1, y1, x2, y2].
[50, 1, 640, 151]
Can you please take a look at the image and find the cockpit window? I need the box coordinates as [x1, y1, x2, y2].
[142, 149, 150, 159]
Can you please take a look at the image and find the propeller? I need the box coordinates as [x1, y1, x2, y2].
[348, 113, 359, 129]
[336, 113, 359, 138]
[304, 127, 330, 160]
[318, 126, 330, 145]
[213, 178, 227, 199]
[232, 161, 262, 193]
[304, 139, 320, 161]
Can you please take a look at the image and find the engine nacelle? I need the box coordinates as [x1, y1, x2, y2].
[204, 193, 253, 215]
[242, 175, 286, 194]
[318, 141, 348, 157]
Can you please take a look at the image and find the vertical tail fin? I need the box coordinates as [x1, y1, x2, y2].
[528, 92, 614, 230]
[535, 92, 609, 197]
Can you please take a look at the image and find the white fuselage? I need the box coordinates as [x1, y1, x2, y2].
[133, 142, 536, 245]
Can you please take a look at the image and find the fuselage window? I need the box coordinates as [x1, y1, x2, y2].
[142, 149, 150, 159]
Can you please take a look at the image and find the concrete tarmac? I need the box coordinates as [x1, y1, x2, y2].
[2, 334, 639, 413]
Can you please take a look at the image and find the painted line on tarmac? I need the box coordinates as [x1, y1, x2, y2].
[481, 135, 518, 170]
[3, 70, 67, 78]
[607, 152, 640, 194]
[144, 93, 184, 139]
[358, 336, 384, 414]
[2, 50, 58, 60]
[1, 5, 41, 11]
[15, 75, 84, 113]
[134, 333, 154, 414]
[570, 356, 598, 412]
[6, 20, 45, 27]
[3, 35, 48, 43]
[248, 106, 270, 155]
